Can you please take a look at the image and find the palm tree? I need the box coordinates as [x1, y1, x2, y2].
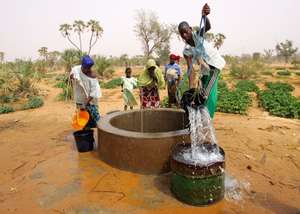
[59, 23, 81, 52]
[87, 19, 103, 55]
[73, 20, 86, 52]
[214, 33, 226, 50]
[61, 49, 81, 73]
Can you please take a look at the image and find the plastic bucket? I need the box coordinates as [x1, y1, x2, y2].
[73, 129, 94, 152]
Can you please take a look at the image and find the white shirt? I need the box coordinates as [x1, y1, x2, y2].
[121, 76, 137, 91]
[70, 65, 102, 105]
[183, 31, 226, 70]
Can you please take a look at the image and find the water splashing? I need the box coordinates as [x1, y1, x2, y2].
[173, 106, 223, 166]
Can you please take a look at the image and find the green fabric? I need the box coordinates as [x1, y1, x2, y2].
[171, 172, 225, 206]
[177, 69, 219, 118]
[123, 88, 138, 106]
[201, 69, 220, 118]
[137, 59, 165, 89]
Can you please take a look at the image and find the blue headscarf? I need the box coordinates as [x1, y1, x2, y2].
[81, 55, 94, 68]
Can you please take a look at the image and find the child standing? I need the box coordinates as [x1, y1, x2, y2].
[121, 67, 137, 110]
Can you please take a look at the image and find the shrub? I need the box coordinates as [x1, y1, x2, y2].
[229, 59, 265, 79]
[277, 70, 291, 76]
[22, 96, 44, 110]
[261, 71, 273, 76]
[236, 80, 259, 92]
[265, 82, 294, 93]
[0, 105, 15, 114]
[217, 89, 252, 115]
[258, 90, 300, 119]
[94, 56, 112, 77]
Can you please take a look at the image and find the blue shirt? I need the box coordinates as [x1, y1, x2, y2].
[164, 63, 182, 77]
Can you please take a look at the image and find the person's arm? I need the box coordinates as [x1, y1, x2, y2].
[175, 65, 182, 86]
[85, 96, 93, 106]
[184, 54, 195, 89]
[199, 4, 211, 37]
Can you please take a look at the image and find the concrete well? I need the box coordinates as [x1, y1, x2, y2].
[98, 109, 190, 174]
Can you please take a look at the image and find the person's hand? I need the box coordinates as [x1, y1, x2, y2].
[202, 3, 210, 16]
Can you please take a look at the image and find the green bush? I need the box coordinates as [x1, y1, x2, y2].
[277, 70, 291, 76]
[22, 96, 44, 110]
[0, 95, 18, 103]
[217, 84, 252, 115]
[101, 78, 122, 89]
[0, 105, 15, 114]
[236, 80, 259, 92]
[274, 67, 287, 70]
[55, 74, 72, 101]
[258, 90, 300, 119]
[261, 71, 273, 76]
[295, 72, 300, 76]
[94, 56, 113, 77]
[265, 82, 294, 93]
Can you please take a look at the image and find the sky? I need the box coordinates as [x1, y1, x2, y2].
[1, 0, 300, 61]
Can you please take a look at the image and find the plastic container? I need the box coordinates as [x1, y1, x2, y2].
[73, 129, 94, 152]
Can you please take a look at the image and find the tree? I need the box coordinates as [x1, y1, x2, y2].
[119, 54, 129, 67]
[87, 20, 103, 55]
[48, 51, 61, 68]
[204, 32, 215, 42]
[263, 49, 274, 63]
[38, 47, 48, 61]
[73, 20, 86, 51]
[214, 33, 226, 50]
[275, 40, 298, 63]
[134, 10, 174, 58]
[0, 52, 4, 63]
[94, 56, 112, 77]
[252, 52, 261, 61]
[157, 43, 170, 65]
[61, 49, 81, 73]
[59, 20, 103, 55]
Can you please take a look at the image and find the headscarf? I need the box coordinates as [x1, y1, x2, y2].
[170, 54, 177, 61]
[81, 55, 94, 68]
[138, 59, 165, 89]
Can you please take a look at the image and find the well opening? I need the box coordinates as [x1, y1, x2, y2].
[110, 110, 189, 133]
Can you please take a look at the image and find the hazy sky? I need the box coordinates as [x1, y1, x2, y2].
[1, 0, 300, 61]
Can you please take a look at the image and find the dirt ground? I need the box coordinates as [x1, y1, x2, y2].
[0, 71, 300, 214]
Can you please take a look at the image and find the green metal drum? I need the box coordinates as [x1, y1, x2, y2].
[170, 143, 225, 206]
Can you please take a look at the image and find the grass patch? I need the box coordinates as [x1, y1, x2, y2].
[277, 70, 291, 76]
[261, 71, 273, 76]
[22, 96, 44, 110]
[101, 78, 122, 89]
[0, 105, 15, 114]
[235, 80, 259, 93]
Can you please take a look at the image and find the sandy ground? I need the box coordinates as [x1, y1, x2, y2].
[0, 73, 300, 214]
